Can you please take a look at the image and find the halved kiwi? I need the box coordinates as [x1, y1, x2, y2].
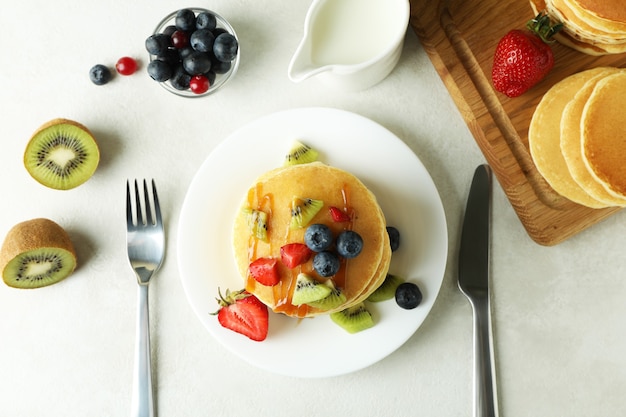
[0, 218, 77, 289]
[24, 118, 100, 190]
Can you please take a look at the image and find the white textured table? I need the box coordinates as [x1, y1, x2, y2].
[1, 1, 625, 416]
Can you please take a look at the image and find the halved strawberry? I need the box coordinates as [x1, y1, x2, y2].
[249, 257, 280, 286]
[329, 206, 351, 222]
[280, 243, 312, 268]
[213, 289, 269, 341]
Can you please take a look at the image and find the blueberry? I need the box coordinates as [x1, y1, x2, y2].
[205, 70, 217, 85]
[162, 25, 177, 37]
[335, 230, 363, 259]
[211, 59, 231, 74]
[304, 224, 333, 252]
[386, 226, 400, 252]
[175, 8, 196, 31]
[89, 64, 112, 85]
[213, 33, 238, 62]
[196, 11, 217, 30]
[170, 65, 192, 90]
[395, 282, 422, 310]
[156, 48, 180, 66]
[190, 29, 215, 53]
[313, 251, 340, 277]
[183, 50, 211, 75]
[147, 60, 172, 82]
[145, 33, 171, 55]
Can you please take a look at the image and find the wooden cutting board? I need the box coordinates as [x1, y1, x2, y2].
[409, 0, 626, 245]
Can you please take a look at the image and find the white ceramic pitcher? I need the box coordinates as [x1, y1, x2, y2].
[288, 0, 410, 91]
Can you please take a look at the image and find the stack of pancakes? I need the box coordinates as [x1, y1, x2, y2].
[529, 67, 626, 208]
[530, 0, 626, 55]
[232, 162, 391, 318]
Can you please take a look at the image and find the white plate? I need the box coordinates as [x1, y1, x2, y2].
[177, 107, 448, 378]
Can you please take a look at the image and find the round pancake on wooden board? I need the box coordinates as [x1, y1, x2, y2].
[529, 67, 616, 208]
[568, 0, 626, 33]
[581, 71, 626, 199]
[232, 162, 391, 318]
[560, 70, 626, 206]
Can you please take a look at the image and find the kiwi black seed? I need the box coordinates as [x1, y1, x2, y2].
[0, 218, 77, 289]
[24, 118, 100, 190]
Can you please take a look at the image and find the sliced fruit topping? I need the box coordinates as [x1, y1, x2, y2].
[212, 289, 268, 341]
[386, 226, 400, 252]
[329, 206, 351, 222]
[367, 274, 404, 302]
[24, 118, 100, 190]
[335, 230, 363, 259]
[289, 197, 323, 229]
[330, 303, 374, 334]
[291, 273, 332, 306]
[249, 257, 280, 286]
[280, 243, 312, 268]
[242, 207, 269, 242]
[304, 223, 333, 252]
[312, 251, 340, 277]
[306, 280, 346, 310]
[395, 282, 423, 310]
[283, 140, 319, 166]
[0, 218, 77, 289]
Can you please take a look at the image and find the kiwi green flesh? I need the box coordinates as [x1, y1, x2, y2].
[284, 141, 319, 166]
[292, 274, 332, 305]
[307, 287, 347, 310]
[367, 274, 404, 302]
[243, 208, 269, 242]
[330, 303, 374, 334]
[290, 198, 323, 229]
[3, 247, 76, 289]
[25, 123, 99, 190]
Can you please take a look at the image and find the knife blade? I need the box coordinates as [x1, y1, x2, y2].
[458, 164, 498, 417]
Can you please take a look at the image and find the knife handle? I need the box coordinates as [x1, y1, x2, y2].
[471, 296, 498, 417]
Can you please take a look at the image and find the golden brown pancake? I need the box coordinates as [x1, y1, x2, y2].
[529, 67, 615, 208]
[581, 71, 626, 199]
[560, 71, 626, 206]
[232, 162, 391, 318]
[570, 0, 626, 33]
[530, 0, 626, 55]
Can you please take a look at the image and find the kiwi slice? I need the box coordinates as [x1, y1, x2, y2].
[367, 274, 405, 302]
[24, 118, 100, 190]
[242, 207, 269, 242]
[283, 140, 319, 166]
[330, 302, 375, 334]
[0, 218, 77, 289]
[290, 197, 323, 229]
[291, 273, 332, 305]
[307, 280, 347, 310]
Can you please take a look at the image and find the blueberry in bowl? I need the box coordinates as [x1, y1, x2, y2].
[146, 8, 240, 97]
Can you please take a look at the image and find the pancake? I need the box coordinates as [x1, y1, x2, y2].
[232, 162, 391, 318]
[530, 0, 626, 55]
[528, 67, 615, 208]
[560, 71, 626, 206]
[569, 0, 626, 33]
[581, 71, 626, 199]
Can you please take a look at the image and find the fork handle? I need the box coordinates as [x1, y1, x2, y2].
[471, 296, 498, 417]
[131, 284, 155, 417]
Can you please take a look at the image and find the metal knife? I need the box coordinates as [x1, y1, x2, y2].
[458, 164, 498, 417]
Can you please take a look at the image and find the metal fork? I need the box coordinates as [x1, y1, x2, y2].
[126, 179, 164, 417]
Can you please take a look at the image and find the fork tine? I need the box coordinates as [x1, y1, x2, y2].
[134, 179, 144, 226]
[126, 180, 134, 229]
[143, 179, 154, 226]
[151, 179, 162, 228]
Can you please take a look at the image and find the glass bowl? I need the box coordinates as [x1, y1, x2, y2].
[148, 8, 240, 98]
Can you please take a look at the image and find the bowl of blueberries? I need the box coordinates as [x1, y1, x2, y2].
[146, 8, 240, 97]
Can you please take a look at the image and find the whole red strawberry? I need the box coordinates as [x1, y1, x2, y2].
[213, 289, 269, 341]
[492, 13, 562, 97]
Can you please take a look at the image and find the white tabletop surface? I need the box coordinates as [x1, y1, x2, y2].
[2, 1, 626, 416]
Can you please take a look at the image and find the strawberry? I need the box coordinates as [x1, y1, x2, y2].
[249, 257, 280, 286]
[329, 206, 351, 222]
[280, 243, 312, 268]
[213, 289, 269, 341]
[491, 13, 562, 98]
